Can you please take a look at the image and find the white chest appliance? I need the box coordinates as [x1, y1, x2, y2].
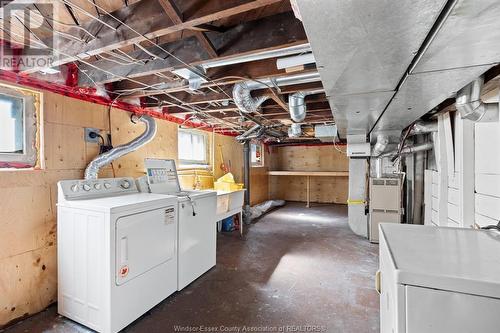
[57, 177, 178, 333]
[378, 223, 500, 333]
[144, 158, 217, 290]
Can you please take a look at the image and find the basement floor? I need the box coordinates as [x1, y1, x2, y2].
[2, 202, 379, 333]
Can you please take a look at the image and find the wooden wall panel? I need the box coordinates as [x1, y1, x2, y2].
[213, 134, 244, 183]
[109, 109, 179, 178]
[0, 83, 248, 327]
[0, 86, 110, 327]
[269, 145, 349, 204]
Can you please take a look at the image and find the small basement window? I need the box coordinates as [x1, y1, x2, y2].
[251, 142, 264, 167]
[178, 128, 208, 167]
[0, 85, 39, 168]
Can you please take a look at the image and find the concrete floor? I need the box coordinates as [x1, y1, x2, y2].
[2, 202, 379, 333]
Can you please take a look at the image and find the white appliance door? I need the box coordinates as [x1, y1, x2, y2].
[115, 206, 176, 286]
[178, 195, 216, 290]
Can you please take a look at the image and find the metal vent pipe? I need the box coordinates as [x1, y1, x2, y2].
[409, 120, 438, 135]
[380, 142, 434, 159]
[372, 134, 389, 156]
[456, 76, 499, 122]
[84, 115, 157, 180]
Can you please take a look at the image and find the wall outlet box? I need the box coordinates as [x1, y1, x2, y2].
[84, 128, 101, 143]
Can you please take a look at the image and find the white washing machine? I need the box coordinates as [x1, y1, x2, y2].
[57, 177, 178, 333]
[143, 158, 217, 290]
[378, 223, 500, 333]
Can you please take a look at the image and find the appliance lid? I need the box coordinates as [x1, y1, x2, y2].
[57, 192, 177, 213]
[380, 224, 500, 298]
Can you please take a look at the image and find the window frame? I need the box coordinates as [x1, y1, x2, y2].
[178, 127, 209, 167]
[0, 85, 38, 168]
[250, 141, 264, 167]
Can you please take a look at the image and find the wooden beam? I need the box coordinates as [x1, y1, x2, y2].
[157, 0, 218, 58]
[22, 0, 283, 73]
[78, 36, 210, 85]
[78, 11, 306, 85]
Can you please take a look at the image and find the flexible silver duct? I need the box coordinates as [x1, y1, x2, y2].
[372, 134, 389, 156]
[456, 77, 499, 122]
[233, 82, 270, 114]
[84, 115, 157, 180]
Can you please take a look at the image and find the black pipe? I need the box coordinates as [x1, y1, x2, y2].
[243, 140, 251, 224]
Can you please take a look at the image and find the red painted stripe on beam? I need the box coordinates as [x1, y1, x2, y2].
[0, 69, 239, 137]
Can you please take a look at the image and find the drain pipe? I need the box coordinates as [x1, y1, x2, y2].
[243, 140, 251, 224]
[456, 76, 499, 122]
[84, 115, 156, 179]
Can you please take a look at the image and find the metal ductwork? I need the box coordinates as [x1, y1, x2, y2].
[288, 89, 323, 138]
[236, 124, 262, 142]
[288, 123, 302, 138]
[380, 142, 434, 159]
[456, 77, 499, 122]
[288, 89, 323, 122]
[409, 120, 438, 135]
[84, 115, 157, 180]
[233, 82, 270, 114]
[289, 91, 308, 123]
[372, 134, 389, 156]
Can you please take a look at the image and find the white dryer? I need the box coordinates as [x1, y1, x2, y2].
[144, 158, 217, 290]
[57, 177, 178, 333]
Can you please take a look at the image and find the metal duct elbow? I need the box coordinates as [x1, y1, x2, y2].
[84, 115, 157, 180]
[456, 77, 499, 122]
[289, 91, 308, 122]
[372, 134, 389, 156]
[233, 82, 270, 113]
[409, 120, 438, 135]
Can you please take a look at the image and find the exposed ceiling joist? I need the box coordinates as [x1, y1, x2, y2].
[157, 0, 217, 58]
[21, 0, 283, 73]
[78, 11, 306, 86]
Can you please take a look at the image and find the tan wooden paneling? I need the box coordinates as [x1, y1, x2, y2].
[272, 145, 348, 171]
[269, 145, 349, 204]
[0, 88, 109, 327]
[213, 134, 244, 183]
[0, 87, 247, 327]
[250, 166, 269, 205]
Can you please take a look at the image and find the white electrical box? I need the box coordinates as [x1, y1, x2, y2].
[369, 177, 401, 242]
[314, 124, 337, 142]
[347, 142, 371, 157]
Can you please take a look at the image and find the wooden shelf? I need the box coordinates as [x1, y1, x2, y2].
[268, 170, 349, 208]
[268, 171, 349, 177]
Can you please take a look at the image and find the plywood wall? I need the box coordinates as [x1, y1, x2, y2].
[269, 145, 349, 204]
[0, 88, 112, 327]
[213, 134, 244, 183]
[250, 145, 270, 205]
[0, 86, 247, 327]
